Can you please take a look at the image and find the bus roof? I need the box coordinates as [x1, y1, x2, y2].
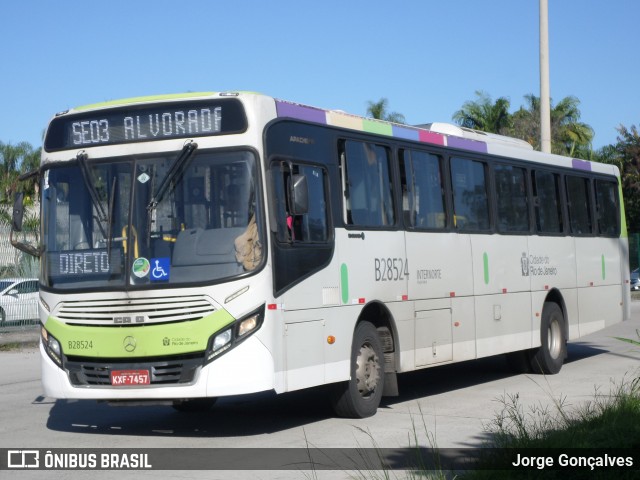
[56, 92, 616, 177]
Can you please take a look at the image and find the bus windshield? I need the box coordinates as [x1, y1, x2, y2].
[41, 149, 263, 290]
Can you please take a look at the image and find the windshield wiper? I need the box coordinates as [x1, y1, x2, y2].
[76, 151, 108, 240]
[146, 140, 198, 212]
[106, 176, 117, 260]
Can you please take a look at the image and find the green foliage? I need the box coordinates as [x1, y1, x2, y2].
[452, 90, 512, 135]
[454, 92, 594, 158]
[593, 124, 640, 231]
[366, 98, 406, 124]
[461, 377, 640, 479]
[0, 141, 40, 204]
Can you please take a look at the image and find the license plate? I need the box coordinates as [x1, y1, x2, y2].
[110, 369, 150, 386]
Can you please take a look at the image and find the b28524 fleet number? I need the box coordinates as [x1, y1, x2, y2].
[374, 258, 409, 282]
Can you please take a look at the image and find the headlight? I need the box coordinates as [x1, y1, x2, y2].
[212, 329, 232, 352]
[238, 314, 259, 337]
[205, 306, 264, 363]
[41, 326, 63, 367]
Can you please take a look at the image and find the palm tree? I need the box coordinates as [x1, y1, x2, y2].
[552, 96, 594, 157]
[510, 94, 593, 157]
[452, 91, 512, 134]
[366, 98, 406, 124]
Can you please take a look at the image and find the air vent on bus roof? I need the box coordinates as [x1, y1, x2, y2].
[416, 122, 534, 151]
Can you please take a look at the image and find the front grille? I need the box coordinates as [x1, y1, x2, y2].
[66, 354, 204, 386]
[54, 295, 216, 325]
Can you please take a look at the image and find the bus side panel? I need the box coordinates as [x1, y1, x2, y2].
[451, 296, 476, 362]
[470, 235, 531, 296]
[575, 237, 622, 288]
[526, 236, 576, 290]
[475, 292, 532, 358]
[336, 230, 408, 305]
[577, 285, 623, 336]
[470, 235, 532, 357]
[620, 237, 631, 322]
[406, 232, 473, 300]
[574, 237, 623, 334]
[283, 316, 326, 391]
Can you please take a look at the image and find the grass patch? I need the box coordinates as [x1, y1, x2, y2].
[341, 375, 639, 479]
[460, 376, 640, 479]
[0, 340, 38, 351]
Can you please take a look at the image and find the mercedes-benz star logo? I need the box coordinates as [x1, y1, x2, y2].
[123, 336, 137, 353]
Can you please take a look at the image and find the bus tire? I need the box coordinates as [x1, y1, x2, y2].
[172, 397, 217, 413]
[330, 321, 385, 418]
[530, 302, 566, 374]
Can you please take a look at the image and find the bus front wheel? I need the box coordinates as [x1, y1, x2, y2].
[530, 302, 566, 374]
[330, 321, 385, 418]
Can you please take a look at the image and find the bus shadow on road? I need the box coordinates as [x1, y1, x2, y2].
[382, 341, 608, 407]
[44, 343, 610, 438]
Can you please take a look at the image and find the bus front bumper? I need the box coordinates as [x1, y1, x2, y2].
[40, 335, 275, 400]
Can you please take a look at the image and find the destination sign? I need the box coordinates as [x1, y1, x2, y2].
[44, 99, 247, 151]
[46, 248, 123, 280]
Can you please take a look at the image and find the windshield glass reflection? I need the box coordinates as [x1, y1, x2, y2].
[41, 150, 263, 290]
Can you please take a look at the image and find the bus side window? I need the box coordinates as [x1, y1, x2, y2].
[595, 179, 619, 236]
[272, 162, 329, 244]
[340, 140, 394, 227]
[565, 175, 593, 235]
[532, 170, 563, 234]
[450, 157, 490, 231]
[400, 149, 446, 229]
[495, 164, 530, 233]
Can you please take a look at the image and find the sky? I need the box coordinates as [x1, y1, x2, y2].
[1, 0, 638, 151]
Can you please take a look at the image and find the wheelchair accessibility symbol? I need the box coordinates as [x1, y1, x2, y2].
[150, 257, 170, 281]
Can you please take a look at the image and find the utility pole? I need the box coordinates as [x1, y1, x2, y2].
[539, 0, 552, 153]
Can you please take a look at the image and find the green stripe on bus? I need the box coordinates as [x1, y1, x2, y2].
[44, 309, 235, 358]
[483, 252, 490, 285]
[618, 181, 628, 238]
[74, 92, 217, 111]
[362, 119, 393, 136]
[341, 263, 349, 304]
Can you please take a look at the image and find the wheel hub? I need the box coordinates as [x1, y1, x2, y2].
[356, 343, 380, 396]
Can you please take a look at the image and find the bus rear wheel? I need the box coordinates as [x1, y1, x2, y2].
[330, 321, 385, 418]
[530, 302, 566, 374]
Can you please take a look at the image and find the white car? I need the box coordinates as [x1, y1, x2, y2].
[0, 278, 39, 324]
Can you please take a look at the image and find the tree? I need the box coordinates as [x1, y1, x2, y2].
[452, 90, 512, 134]
[594, 124, 640, 231]
[0, 141, 38, 203]
[366, 98, 406, 124]
[510, 94, 594, 158]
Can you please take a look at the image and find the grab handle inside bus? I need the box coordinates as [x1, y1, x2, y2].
[289, 173, 309, 215]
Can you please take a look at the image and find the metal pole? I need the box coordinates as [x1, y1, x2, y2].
[539, 0, 552, 153]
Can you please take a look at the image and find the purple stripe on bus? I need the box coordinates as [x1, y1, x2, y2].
[276, 101, 327, 124]
[572, 158, 592, 171]
[392, 125, 420, 141]
[447, 136, 488, 153]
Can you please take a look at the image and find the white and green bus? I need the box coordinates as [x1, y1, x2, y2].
[12, 91, 630, 418]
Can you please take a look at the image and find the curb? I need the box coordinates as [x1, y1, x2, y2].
[0, 328, 39, 347]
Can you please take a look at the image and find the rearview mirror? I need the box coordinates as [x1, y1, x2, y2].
[10, 191, 41, 257]
[12, 192, 24, 232]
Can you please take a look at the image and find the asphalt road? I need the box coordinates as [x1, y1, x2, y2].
[1, 303, 639, 479]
